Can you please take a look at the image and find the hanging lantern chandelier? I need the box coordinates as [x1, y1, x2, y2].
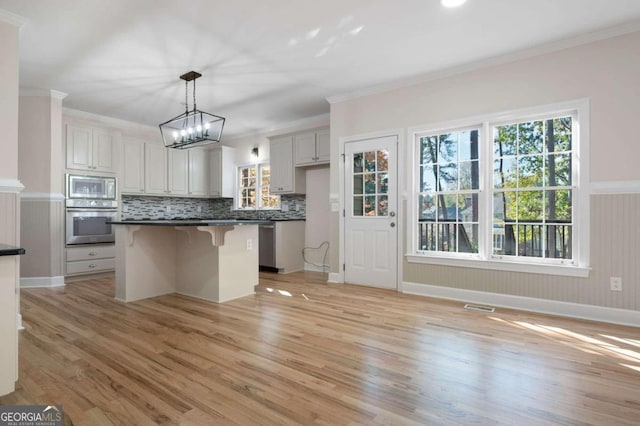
[159, 71, 225, 149]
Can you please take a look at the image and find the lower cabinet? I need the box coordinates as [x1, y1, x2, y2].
[66, 244, 115, 276]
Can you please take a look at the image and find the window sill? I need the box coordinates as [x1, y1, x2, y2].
[405, 254, 590, 278]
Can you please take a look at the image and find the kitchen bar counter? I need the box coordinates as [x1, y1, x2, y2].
[110, 221, 259, 304]
[109, 219, 273, 226]
[0, 244, 26, 256]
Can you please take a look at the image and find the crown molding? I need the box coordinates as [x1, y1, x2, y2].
[225, 113, 330, 142]
[327, 19, 640, 104]
[62, 107, 158, 133]
[20, 88, 68, 99]
[0, 9, 27, 28]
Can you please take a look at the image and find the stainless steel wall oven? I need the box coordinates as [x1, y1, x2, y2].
[65, 174, 118, 245]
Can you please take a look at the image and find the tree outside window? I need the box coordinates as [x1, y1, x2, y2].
[413, 107, 580, 268]
[238, 164, 280, 210]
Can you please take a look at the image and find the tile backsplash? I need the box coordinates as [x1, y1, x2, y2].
[121, 194, 306, 220]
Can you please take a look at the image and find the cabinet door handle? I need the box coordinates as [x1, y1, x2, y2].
[88, 252, 97, 256]
[88, 264, 97, 268]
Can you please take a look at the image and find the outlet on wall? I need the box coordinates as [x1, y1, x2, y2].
[610, 277, 622, 292]
[246, 239, 252, 250]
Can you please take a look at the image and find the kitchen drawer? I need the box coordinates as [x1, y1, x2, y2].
[66, 258, 115, 275]
[66, 244, 115, 261]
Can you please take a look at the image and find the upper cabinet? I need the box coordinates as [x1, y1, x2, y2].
[144, 144, 189, 196]
[120, 138, 145, 194]
[122, 140, 211, 198]
[187, 148, 209, 197]
[209, 146, 235, 198]
[294, 128, 329, 166]
[66, 124, 117, 174]
[168, 149, 189, 195]
[269, 135, 306, 194]
[144, 143, 169, 195]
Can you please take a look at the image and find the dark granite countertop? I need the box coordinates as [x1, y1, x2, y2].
[0, 243, 26, 256]
[108, 219, 274, 226]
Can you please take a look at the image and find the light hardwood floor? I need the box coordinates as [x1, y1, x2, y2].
[2, 271, 640, 425]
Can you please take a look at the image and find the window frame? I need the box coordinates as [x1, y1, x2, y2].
[236, 162, 281, 210]
[406, 99, 590, 278]
[415, 125, 483, 257]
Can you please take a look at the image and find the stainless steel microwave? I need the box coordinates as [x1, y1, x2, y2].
[66, 174, 117, 202]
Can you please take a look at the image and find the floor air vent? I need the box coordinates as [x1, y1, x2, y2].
[464, 303, 495, 313]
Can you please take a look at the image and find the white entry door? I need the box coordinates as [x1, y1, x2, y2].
[344, 136, 398, 289]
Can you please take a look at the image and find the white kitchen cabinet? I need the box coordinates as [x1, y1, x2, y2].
[66, 124, 117, 173]
[187, 148, 209, 196]
[143, 144, 189, 196]
[294, 128, 329, 166]
[144, 143, 168, 195]
[65, 244, 115, 276]
[209, 146, 235, 198]
[315, 128, 330, 163]
[120, 138, 145, 194]
[269, 135, 306, 194]
[168, 149, 188, 195]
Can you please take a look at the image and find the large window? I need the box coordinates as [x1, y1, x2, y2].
[410, 101, 588, 276]
[493, 117, 573, 260]
[237, 164, 280, 210]
[418, 129, 480, 254]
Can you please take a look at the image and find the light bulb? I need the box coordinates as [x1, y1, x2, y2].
[180, 129, 187, 136]
[172, 131, 178, 140]
[187, 127, 193, 134]
[204, 122, 211, 129]
[196, 125, 203, 132]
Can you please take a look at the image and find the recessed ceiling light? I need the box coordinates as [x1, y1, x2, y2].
[441, 0, 467, 8]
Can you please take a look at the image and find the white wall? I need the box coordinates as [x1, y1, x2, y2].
[304, 167, 330, 271]
[19, 93, 66, 281]
[328, 30, 640, 314]
[227, 123, 331, 271]
[0, 14, 21, 398]
[0, 19, 19, 182]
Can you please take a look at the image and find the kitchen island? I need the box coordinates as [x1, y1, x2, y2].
[109, 220, 270, 303]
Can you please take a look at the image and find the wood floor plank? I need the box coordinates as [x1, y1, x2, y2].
[1, 271, 639, 425]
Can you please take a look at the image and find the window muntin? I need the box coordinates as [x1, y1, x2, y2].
[417, 129, 480, 254]
[352, 150, 389, 216]
[492, 116, 573, 261]
[412, 107, 581, 269]
[237, 164, 280, 210]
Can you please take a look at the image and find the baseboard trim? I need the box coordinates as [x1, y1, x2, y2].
[403, 281, 640, 327]
[304, 263, 328, 273]
[64, 271, 114, 283]
[328, 272, 343, 283]
[20, 276, 65, 288]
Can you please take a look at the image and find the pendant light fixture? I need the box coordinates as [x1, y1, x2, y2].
[159, 71, 225, 149]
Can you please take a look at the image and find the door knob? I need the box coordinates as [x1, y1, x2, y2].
[389, 211, 396, 217]
[390, 222, 396, 228]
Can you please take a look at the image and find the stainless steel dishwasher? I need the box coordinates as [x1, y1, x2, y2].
[259, 223, 276, 270]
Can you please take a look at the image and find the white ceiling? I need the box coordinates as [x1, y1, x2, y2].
[2, 0, 640, 139]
